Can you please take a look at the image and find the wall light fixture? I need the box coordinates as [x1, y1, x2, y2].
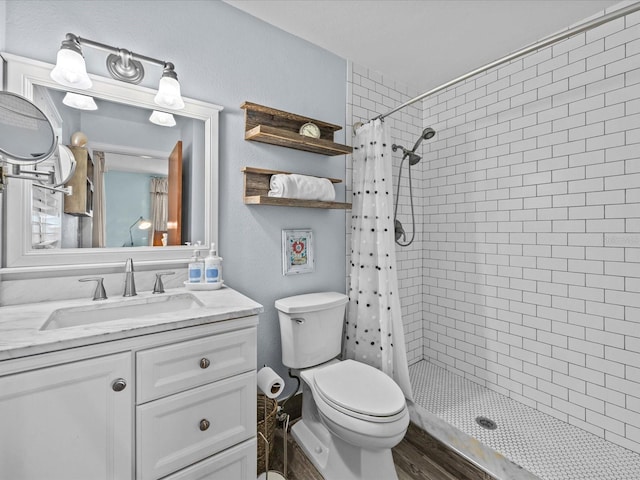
[50, 33, 185, 111]
[62, 92, 98, 111]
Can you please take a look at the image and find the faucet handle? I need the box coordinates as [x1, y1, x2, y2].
[79, 277, 108, 301]
[153, 271, 175, 294]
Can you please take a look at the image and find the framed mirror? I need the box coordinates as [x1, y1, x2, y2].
[1, 53, 222, 272]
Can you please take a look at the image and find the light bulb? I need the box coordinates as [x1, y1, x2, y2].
[63, 92, 98, 111]
[50, 48, 92, 90]
[149, 110, 176, 127]
[154, 76, 185, 110]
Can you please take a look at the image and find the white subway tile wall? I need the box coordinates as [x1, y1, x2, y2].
[348, 4, 640, 457]
[422, 8, 640, 454]
[347, 62, 424, 365]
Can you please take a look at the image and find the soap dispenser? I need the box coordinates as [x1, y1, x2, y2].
[204, 243, 223, 284]
[188, 250, 204, 283]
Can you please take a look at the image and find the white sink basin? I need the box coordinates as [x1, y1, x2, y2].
[40, 293, 204, 331]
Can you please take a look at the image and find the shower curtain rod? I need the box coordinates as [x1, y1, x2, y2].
[368, 2, 640, 124]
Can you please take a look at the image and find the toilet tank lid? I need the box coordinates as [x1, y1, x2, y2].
[275, 292, 348, 314]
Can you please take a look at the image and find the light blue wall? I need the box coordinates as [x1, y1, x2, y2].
[0, 1, 5, 51]
[104, 171, 153, 248]
[4, 0, 348, 391]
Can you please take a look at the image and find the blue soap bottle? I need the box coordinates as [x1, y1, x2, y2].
[188, 250, 204, 283]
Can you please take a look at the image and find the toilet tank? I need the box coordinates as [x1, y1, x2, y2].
[275, 292, 349, 369]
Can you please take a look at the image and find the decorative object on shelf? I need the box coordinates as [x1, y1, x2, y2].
[268, 173, 335, 202]
[282, 229, 314, 275]
[299, 121, 321, 138]
[242, 167, 351, 209]
[241, 101, 352, 156]
[70, 131, 89, 147]
[50, 33, 185, 110]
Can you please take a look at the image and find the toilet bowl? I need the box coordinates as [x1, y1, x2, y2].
[275, 292, 410, 480]
[292, 360, 409, 480]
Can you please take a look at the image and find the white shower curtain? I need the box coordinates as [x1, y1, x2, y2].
[343, 119, 413, 401]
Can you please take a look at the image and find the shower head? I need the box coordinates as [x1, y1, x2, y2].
[407, 152, 421, 165]
[411, 127, 436, 152]
[392, 143, 422, 165]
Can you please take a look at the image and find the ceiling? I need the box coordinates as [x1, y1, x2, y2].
[224, 0, 621, 94]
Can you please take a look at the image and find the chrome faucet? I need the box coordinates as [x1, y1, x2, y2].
[153, 271, 175, 294]
[79, 277, 108, 301]
[123, 258, 137, 297]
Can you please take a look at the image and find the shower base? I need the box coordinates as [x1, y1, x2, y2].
[409, 360, 640, 480]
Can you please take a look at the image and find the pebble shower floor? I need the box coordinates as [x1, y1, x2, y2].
[409, 361, 640, 480]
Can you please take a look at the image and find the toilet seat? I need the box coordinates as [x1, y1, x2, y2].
[313, 360, 406, 423]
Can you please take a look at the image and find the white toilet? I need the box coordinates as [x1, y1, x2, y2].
[275, 292, 409, 480]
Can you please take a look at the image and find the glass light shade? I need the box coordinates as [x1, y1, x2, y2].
[154, 76, 185, 110]
[149, 110, 176, 127]
[138, 219, 152, 230]
[63, 92, 98, 111]
[50, 49, 92, 89]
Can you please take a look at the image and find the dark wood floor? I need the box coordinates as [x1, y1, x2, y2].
[266, 422, 495, 480]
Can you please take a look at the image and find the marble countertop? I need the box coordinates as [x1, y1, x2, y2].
[0, 285, 263, 361]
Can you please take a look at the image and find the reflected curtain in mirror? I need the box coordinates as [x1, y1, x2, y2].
[150, 177, 168, 246]
[92, 151, 106, 247]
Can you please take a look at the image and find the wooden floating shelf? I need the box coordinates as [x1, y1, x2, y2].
[242, 167, 351, 210]
[241, 102, 353, 157]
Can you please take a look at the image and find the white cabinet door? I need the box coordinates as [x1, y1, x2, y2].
[163, 439, 257, 480]
[136, 328, 257, 404]
[0, 352, 133, 480]
[137, 371, 256, 480]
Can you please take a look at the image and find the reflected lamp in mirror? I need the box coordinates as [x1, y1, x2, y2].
[149, 110, 176, 127]
[127, 216, 152, 247]
[63, 92, 98, 111]
[50, 33, 185, 110]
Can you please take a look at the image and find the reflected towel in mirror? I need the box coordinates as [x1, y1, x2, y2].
[268, 174, 335, 202]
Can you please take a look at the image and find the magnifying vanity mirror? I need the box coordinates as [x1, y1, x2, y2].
[1, 53, 222, 272]
[0, 91, 58, 165]
[0, 91, 76, 195]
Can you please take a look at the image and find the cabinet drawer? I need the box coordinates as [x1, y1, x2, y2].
[163, 438, 256, 480]
[136, 371, 256, 480]
[137, 327, 256, 403]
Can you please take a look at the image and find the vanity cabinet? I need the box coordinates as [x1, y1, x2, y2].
[0, 352, 133, 480]
[136, 328, 256, 480]
[0, 317, 258, 480]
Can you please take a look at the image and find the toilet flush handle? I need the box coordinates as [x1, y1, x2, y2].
[292, 318, 305, 325]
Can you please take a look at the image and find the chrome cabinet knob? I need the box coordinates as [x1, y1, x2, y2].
[199, 358, 210, 369]
[199, 419, 210, 431]
[112, 378, 127, 392]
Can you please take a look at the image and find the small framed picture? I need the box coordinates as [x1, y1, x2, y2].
[282, 229, 314, 275]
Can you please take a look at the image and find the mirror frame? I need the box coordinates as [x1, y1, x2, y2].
[1, 53, 222, 274]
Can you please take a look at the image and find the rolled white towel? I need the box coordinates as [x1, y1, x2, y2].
[268, 174, 336, 202]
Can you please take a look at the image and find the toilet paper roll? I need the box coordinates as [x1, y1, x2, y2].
[257, 366, 285, 399]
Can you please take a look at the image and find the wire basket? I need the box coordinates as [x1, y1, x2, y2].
[257, 393, 278, 474]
